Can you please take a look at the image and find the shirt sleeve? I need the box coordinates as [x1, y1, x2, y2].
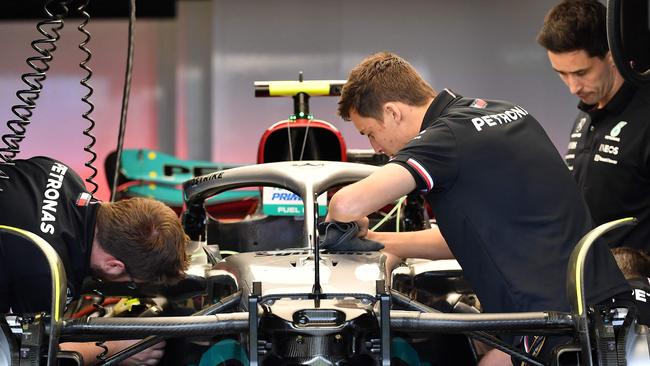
[390, 121, 459, 193]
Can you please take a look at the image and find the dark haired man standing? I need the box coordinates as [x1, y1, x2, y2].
[538, 0, 650, 252]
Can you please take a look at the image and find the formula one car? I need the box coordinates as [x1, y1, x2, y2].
[105, 78, 389, 221]
[1, 0, 648, 363]
[2, 160, 649, 366]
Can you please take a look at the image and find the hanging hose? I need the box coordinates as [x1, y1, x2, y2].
[286, 122, 294, 161]
[298, 118, 312, 161]
[76, 0, 98, 194]
[371, 196, 406, 232]
[0, 0, 70, 183]
[110, 0, 136, 202]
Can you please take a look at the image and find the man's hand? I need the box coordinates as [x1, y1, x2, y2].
[61, 340, 166, 366]
[113, 339, 165, 366]
[356, 217, 369, 237]
[318, 221, 384, 251]
[477, 348, 511, 366]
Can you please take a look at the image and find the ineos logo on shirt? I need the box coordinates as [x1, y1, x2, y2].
[598, 144, 619, 155]
[40, 162, 68, 235]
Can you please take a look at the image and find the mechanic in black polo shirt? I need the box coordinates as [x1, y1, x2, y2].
[325, 51, 631, 365]
[0, 156, 189, 365]
[537, 0, 650, 252]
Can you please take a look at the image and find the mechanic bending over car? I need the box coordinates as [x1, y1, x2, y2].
[0, 156, 189, 365]
[324, 51, 637, 365]
[538, 0, 650, 253]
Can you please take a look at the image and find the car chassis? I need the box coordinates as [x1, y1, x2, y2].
[1, 161, 648, 366]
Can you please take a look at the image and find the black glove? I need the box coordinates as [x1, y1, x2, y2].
[317, 221, 384, 252]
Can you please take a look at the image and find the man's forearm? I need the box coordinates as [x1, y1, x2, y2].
[60, 339, 165, 365]
[60, 340, 141, 365]
[327, 164, 418, 223]
[367, 228, 454, 260]
[60, 341, 107, 365]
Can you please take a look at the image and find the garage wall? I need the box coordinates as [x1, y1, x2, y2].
[0, 0, 578, 200]
[0, 4, 191, 201]
[210, 0, 577, 163]
[0, 18, 172, 201]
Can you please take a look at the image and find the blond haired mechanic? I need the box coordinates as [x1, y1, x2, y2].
[0, 156, 189, 365]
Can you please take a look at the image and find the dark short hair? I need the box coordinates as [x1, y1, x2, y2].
[611, 247, 650, 279]
[96, 197, 189, 283]
[338, 51, 436, 121]
[537, 0, 609, 58]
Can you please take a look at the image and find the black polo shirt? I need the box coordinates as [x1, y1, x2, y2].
[391, 90, 629, 313]
[0, 157, 98, 313]
[565, 83, 650, 252]
[628, 277, 650, 325]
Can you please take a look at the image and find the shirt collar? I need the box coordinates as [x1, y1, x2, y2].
[578, 81, 637, 116]
[421, 89, 461, 131]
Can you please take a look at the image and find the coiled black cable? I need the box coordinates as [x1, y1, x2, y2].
[91, 303, 108, 360]
[0, 1, 70, 181]
[110, 0, 137, 202]
[76, 0, 98, 194]
[91, 286, 110, 360]
[95, 340, 109, 361]
[91, 288, 107, 317]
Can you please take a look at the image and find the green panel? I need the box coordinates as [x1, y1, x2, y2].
[120, 149, 242, 184]
[117, 149, 258, 206]
[198, 339, 248, 366]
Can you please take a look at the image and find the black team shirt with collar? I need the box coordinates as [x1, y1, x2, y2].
[565, 82, 650, 252]
[390, 89, 629, 313]
[628, 277, 650, 325]
[0, 157, 98, 314]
